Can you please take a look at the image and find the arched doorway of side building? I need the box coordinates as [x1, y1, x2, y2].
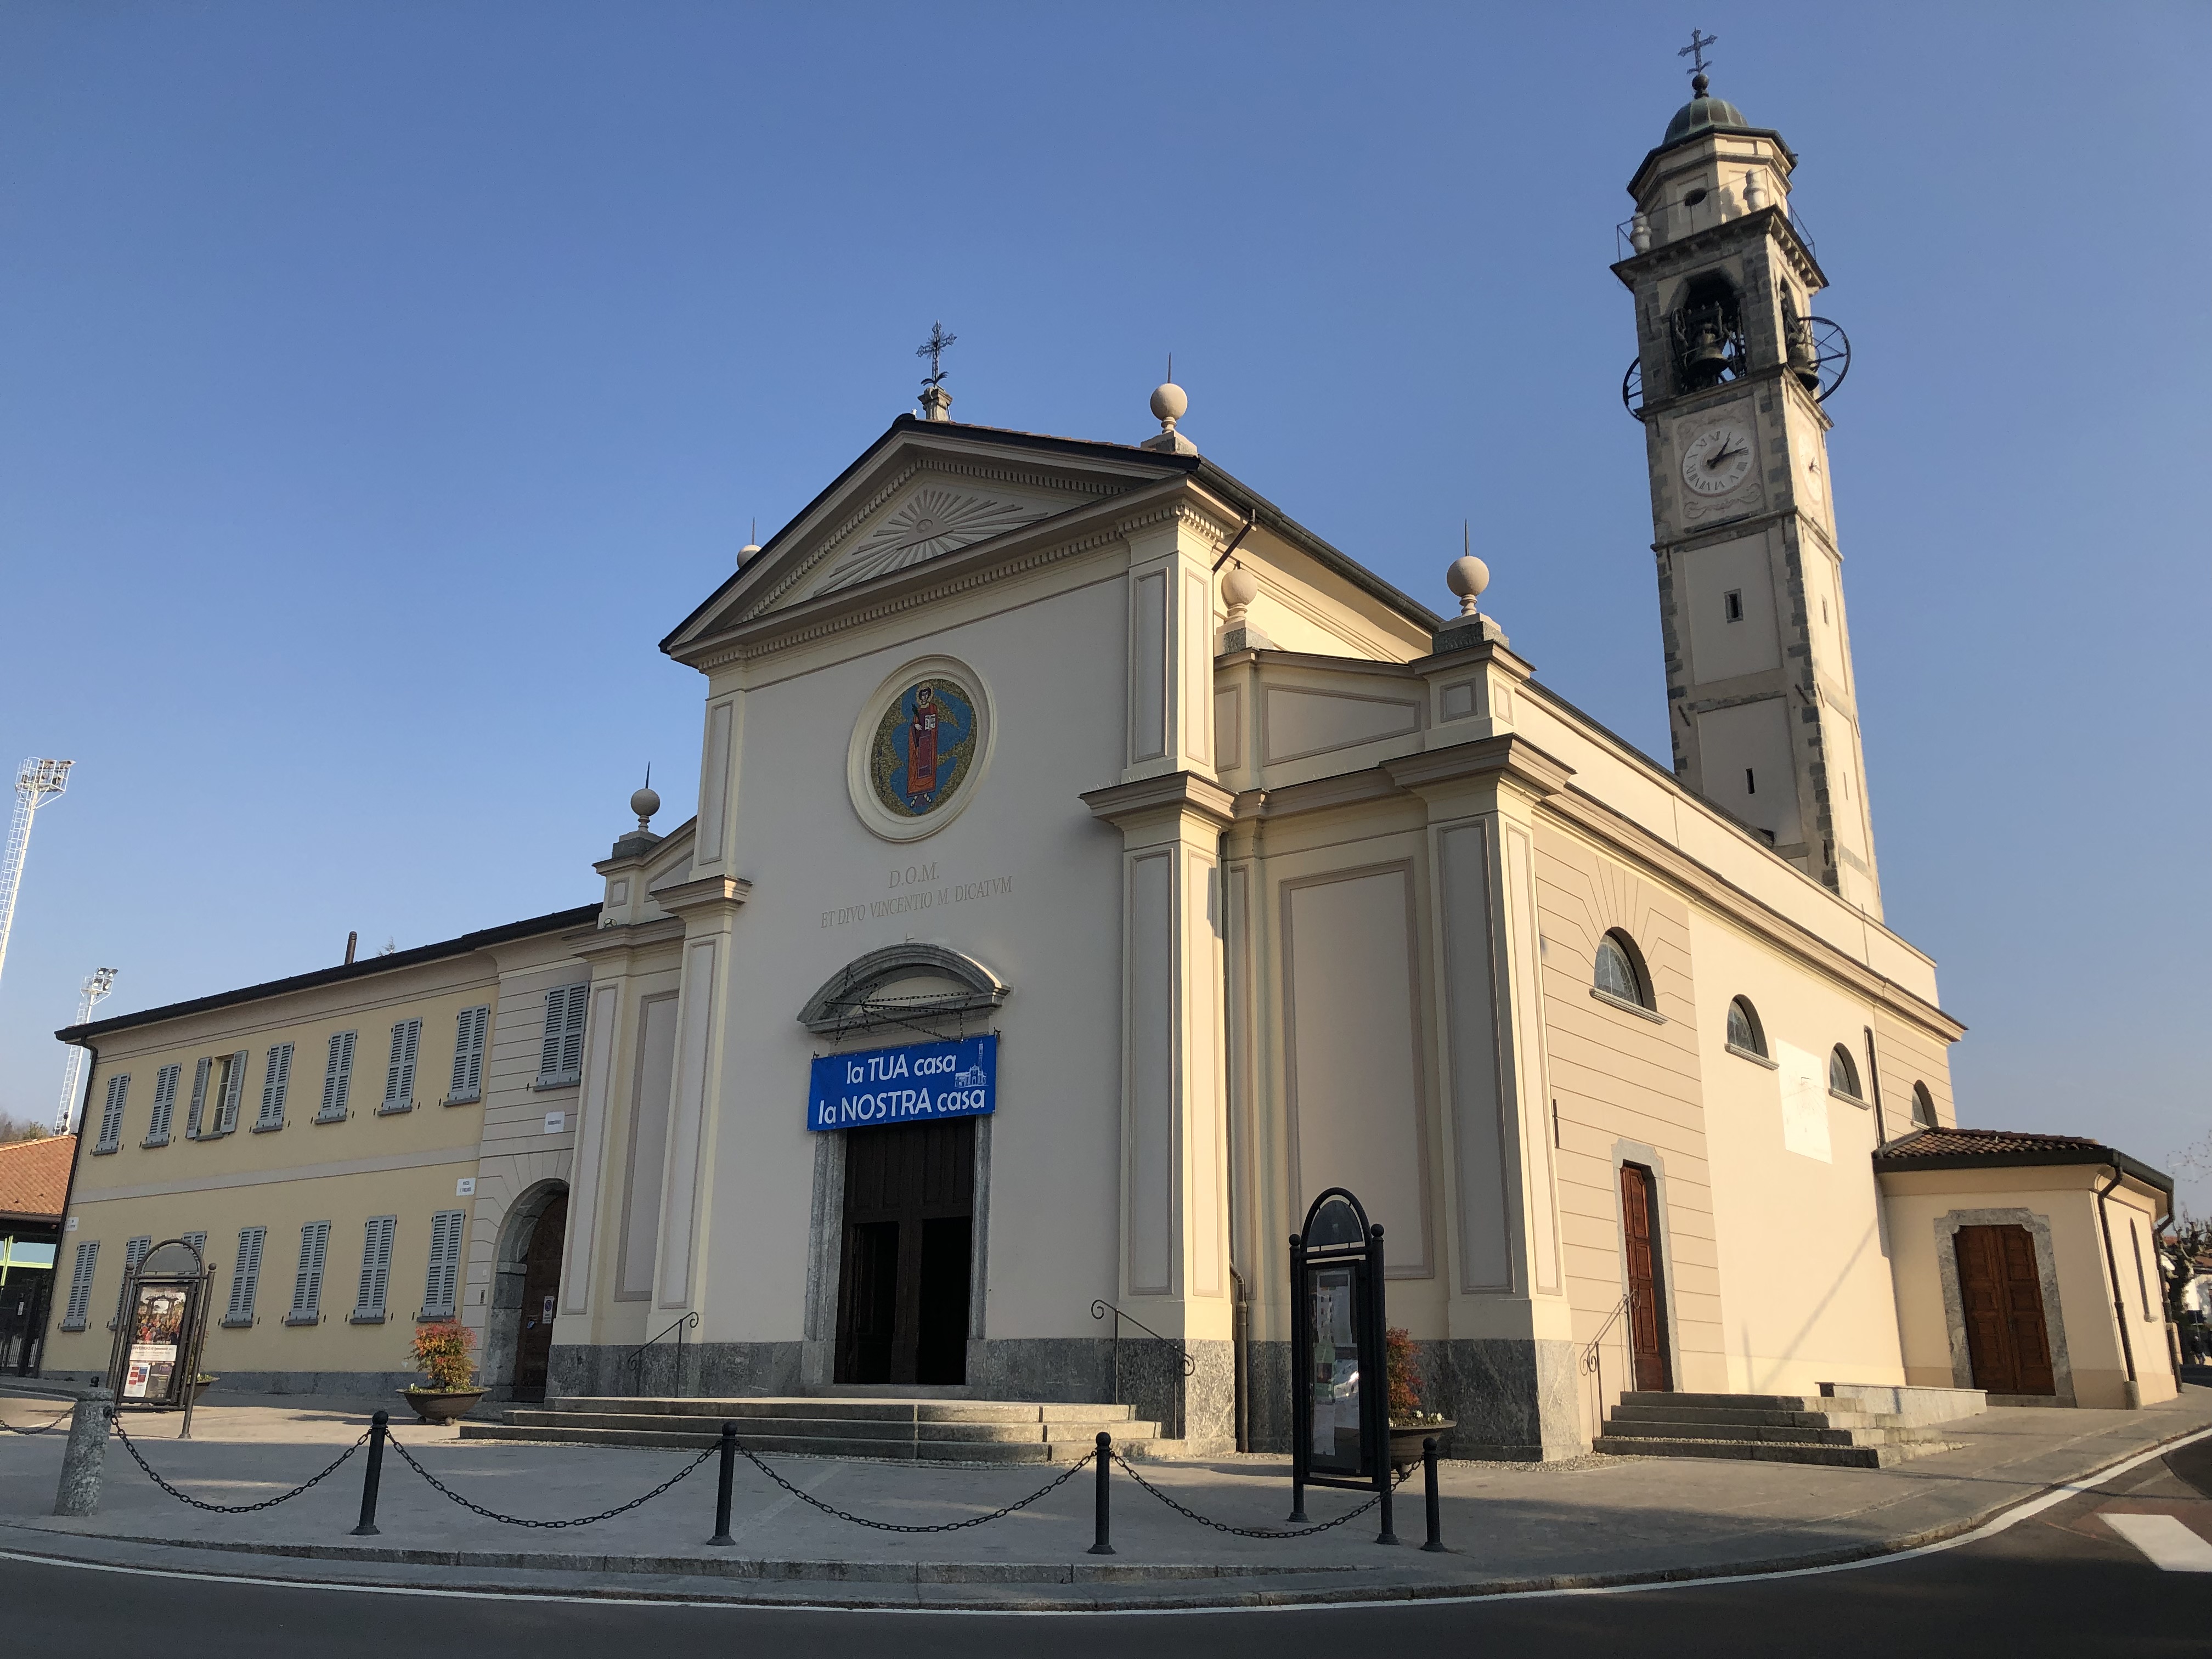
[484, 1181, 568, 1403]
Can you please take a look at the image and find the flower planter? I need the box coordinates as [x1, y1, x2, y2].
[183, 1376, 217, 1410]
[402, 1387, 486, 1424]
[1389, 1418, 1454, 1470]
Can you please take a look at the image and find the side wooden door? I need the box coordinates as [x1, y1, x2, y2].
[1620, 1163, 1672, 1392]
[1954, 1224, 2056, 1396]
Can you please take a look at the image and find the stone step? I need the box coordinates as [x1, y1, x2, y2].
[455, 1421, 1128, 1463]
[1599, 1417, 1949, 1448]
[495, 1409, 1161, 1445]
[1592, 1434, 1958, 1470]
[1607, 1403, 1920, 1431]
[526, 1407, 1132, 1433]
[1617, 1391, 1835, 1412]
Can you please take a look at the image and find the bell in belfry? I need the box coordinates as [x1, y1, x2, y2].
[1678, 302, 1733, 387]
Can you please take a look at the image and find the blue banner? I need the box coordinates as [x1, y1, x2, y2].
[808, 1034, 997, 1132]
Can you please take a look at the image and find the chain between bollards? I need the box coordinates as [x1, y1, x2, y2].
[708, 1421, 737, 1545]
[1088, 1430, 1114, 1555]
[1421, 1436, 1445, 1552]
[352, 1408, 388, 1536]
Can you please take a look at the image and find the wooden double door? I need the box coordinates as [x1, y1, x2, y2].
[834, 1118, 974, 1386]
[511, 1191, 567, 1402]
[1954, 1224, 2056, 1396]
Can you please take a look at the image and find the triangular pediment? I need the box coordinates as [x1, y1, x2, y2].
[782, 470, 1076, 605]
[664, 419, 1195, 657]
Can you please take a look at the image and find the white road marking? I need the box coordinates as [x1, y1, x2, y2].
[2102, 1513, 2212, 1572]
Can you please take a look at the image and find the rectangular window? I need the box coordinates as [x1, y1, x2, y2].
[1745, 767, 1757, 794]
[1724, 589, 1743, 622]
[286, 1221, 331, 1324]
[185, 1056, 212, 1137]
[255, 1043, 294, 1131]
[225, 1227, 266, 1325]
[422, 1210, 466, 1318]
[448, 1005, 490, 1104]
[380, 1019, 422, 1113]
[537, 984, 589, 1088]
[145, 1063, 181, 1146]
[60, 1240, 99, 1330]
[111, 1235, 152, 1323]
[318, 1031, 357, 1121]
[94, 1074, 130, 1153]
[214, 1049, 249, 1134]
[352, 1216, 398, 1322]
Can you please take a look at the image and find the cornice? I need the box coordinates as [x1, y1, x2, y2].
[1383, 732, 1575, 799]
[1411, 636, 1537, 684]
[567, 915, 688, 963]
[1541, 785, 1963, 1042]
[650, 874, 754, 918]
[1610, 204, 1825, 293]
[1080, 770, 1238, 830]
[741, 456, 1128, 625]
[681, 479, 1226, 673]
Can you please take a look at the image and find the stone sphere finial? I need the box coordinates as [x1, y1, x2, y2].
[1447, 554, 1491, 617]
[1150, 381, 1188, 426]
[1221, 564, 1259, 611]
[630, 785, 662, 831]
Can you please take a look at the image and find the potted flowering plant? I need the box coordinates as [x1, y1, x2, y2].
[1385, 1326, 1453, 1468]
[403, 1319, 484, 1423]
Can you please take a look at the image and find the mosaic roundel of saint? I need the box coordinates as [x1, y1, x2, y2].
[867, 678, 978, 820]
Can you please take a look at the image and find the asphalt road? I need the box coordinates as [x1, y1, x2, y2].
[7, 1436, 2209, 1657]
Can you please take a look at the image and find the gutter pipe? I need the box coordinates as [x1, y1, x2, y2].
[2095, 1163, 2141, 1408]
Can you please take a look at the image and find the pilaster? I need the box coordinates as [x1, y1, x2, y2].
[1384, 734, 1585, 1457]
[642, 875, 751, 1319]
[1081, 771, 1236, 1446]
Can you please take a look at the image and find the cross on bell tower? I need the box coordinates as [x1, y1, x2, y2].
[916, 322, 957, 422]
[1611, 67, 1882, 916]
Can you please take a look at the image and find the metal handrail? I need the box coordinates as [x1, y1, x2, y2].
[1581, 1295, 1632, 1440]
[1091, 1298, 1198, 1378]
[623, 1310, 697, 1392]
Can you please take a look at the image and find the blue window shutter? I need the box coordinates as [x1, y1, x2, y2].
[258, 1043, 294, 1127]
[425, 1210, 465, 1315]
[185, 1057, 211, 1137]
[292, 1221, 330, 1316]
[149, 1064, 180, 1143]
[216, 1051, 249, 1133]
[559, 986, 588, 1077]
[96, 1074, 129, 1152]
[63, 1241, 99, 1328]
[321, 1031, 356, 1118]
[228, 1227, 266, 1321]
[450, 1006, 489, 1101]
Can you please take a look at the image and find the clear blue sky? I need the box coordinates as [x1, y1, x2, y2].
[3, 5, 2206, 1204]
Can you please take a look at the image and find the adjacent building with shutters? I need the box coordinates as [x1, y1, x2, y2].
[41, 906, 596, 1397]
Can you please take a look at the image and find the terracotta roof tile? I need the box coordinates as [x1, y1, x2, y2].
[0, 1135, 75, 1223]
[1880, 1127, 2114, 1159]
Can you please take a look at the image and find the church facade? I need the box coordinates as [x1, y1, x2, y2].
[535, 80, 2174, 1453]
[46, 75, 2179, 1446]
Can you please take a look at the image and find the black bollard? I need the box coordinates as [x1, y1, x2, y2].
[352, 1409, 388, 1537]
[1088, 1431, 1114, 1555]
[1421, 1437, 1445, 1553]
[708, 1422, 737, 1546]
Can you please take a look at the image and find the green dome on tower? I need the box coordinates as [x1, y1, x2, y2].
[1662, 74, 1748, 146]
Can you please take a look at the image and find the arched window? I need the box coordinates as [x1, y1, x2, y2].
[1829, 1045, 1862, 1100]
[1725, 996, 1766, 1058]
[1911, 1082, 1938, 1128]
[1594, 932, 1649, 1008]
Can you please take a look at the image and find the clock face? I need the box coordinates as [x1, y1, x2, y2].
[1680, 421, 1755, 496]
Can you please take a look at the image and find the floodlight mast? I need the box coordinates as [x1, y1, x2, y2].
[54, 967, 119, 1135]
[0, 759, 72, 993]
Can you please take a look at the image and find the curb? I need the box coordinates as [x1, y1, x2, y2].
[4, 1414, 2207, 1611]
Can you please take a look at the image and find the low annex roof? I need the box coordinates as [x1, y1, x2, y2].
[55, 904, 601, 1046]
[0, 1133, 76, 1226]
[1874, 1126, 2172, 1198]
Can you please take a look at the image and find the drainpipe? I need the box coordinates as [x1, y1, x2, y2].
[2094, 1162, 2141, 1409]
[1229, 1264, 1250, 1453]
[1861, 1026, 1886, 1147]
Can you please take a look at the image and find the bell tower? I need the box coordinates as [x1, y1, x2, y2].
[1613, 64, 1881, 916]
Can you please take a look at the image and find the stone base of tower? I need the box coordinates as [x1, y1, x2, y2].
[1242, 1335, 1585, 1461]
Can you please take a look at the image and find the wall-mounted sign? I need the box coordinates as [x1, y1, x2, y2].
[809, 1034, 996, 1132]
